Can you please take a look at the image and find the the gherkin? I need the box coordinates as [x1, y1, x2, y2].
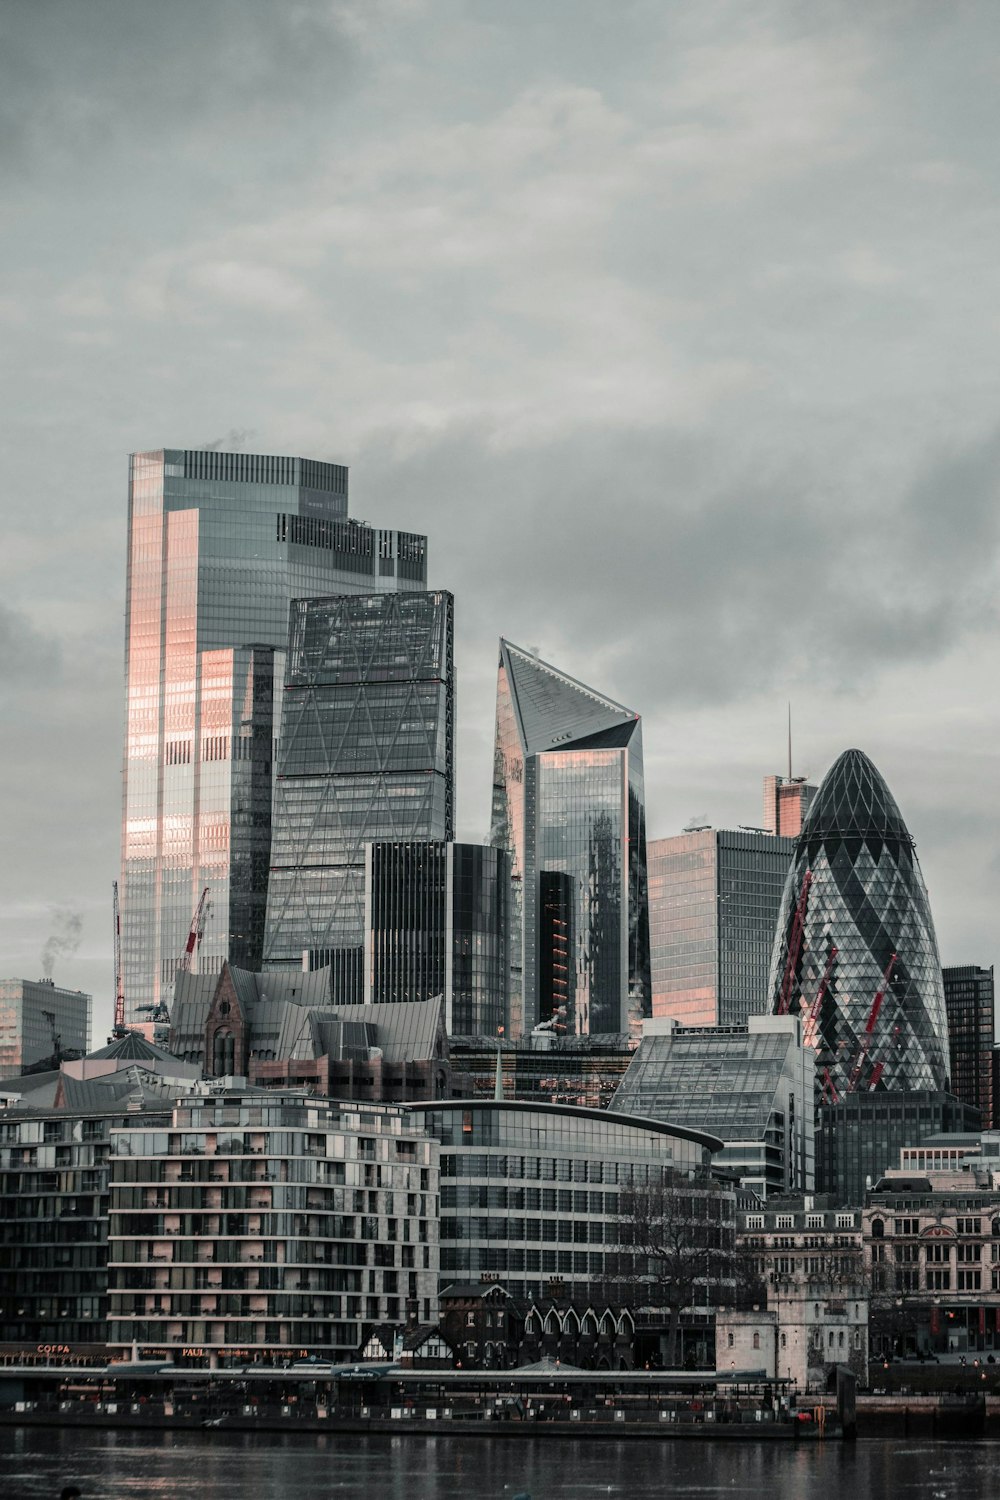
[768, 748, 949, 1096]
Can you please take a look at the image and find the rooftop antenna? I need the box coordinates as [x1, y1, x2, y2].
[787, 702, 793, 781]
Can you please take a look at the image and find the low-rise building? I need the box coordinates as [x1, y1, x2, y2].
[716, 1280, 868, 1390]
[738, 1195, 863, 1288]
[106, 1090, 440, 1365]
[171, 964, 451, 1103]
[449, 1032, 634, 1111]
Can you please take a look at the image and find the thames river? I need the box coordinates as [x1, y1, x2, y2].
[2, 1430, 1000, 1500]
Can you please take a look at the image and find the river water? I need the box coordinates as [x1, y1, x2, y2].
[1, 1429, 997, 1499]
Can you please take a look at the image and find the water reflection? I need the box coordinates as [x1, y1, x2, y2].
[2, 1430, 999, 1499]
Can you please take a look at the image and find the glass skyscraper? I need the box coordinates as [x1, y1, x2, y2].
[121, 448, 427, 1024]
[364, 841, 507, 1035]
[648, 829, 795, 1026]
[263, 590, 454, 991]
[768, 747, 950, 1096]
[489, 640, 649, 1039]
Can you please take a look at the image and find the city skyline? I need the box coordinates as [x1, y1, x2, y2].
[3, 3, 999, 1029]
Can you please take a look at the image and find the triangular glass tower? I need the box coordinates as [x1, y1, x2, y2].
[768, 747, 949, 1096]
[490, 640, 650, 1039]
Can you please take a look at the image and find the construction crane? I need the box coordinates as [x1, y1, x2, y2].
[821, 1066, 840, 1105]
[110, 881, 129, 1040]
[846, 952, 897, 1092]
[776, 869, 812, 1015]
[179, 887, 211, 974]
[803, 944, 838, 1050]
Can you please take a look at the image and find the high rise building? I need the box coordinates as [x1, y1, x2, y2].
[762, 775, 816, 837]
[263, 591, 454, 991]
[648, 830, 794, 1026]
[122, 448, 427, 1025]
[364, 841, 508, 1035]
[768, 748, 950, 1097]
[943, 965, 995, 1127]
[0, 979, 91, 1080]
[489, 640, 649, 1039]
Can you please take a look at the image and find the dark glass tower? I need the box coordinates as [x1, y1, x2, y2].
[364, 841, 508, 1034]
[943, 964, 995, 1126]
[122, 449, 427, 1024]
[263, 591, 454, 990]
[489, 640, 650, 1039]
[768, 748, 949, 1096]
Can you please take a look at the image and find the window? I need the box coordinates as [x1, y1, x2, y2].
[745, 1215, 764, 1230]
[752, 1333, 760, 1350]
[927, 1270, 951, 1291]
[870, 1218, 884, 1239]
[727, 1332, 734, 1349]
[957, 1270, 982, 1291]
[836, 1213, 855, 1229]
[894, 1218, 919, 1236]
[775, 1215, 794, 1230]
[806, 1214, 823, 1230]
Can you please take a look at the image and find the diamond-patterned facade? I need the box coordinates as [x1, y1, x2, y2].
[768, 748, 949, 1095]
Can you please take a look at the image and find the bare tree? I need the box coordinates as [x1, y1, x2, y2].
[615, 1171, 737, 1367]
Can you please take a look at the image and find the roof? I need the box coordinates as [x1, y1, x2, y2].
[406, 1097, 722, 1153]
[500, 639, 638, 757]
[440, 1283, 512, 1301]
[612, 1029, 800, 1137]
[801, 748, 913, 848]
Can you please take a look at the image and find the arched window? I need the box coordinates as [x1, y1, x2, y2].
[992, 1219, 1000, 1238]
[752, 1332, 760, 1350]
[213, 1031, 235, 1077]
[871, 1218, 884, 1239]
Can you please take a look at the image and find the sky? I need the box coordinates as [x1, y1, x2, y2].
[2, 0, 998, 1040]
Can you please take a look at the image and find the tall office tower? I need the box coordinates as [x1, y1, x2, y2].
[263, 591, 454, 992]
[648, 829, 795, 1027]
[121, 448, 428, 1024]
[943, 965, 995, 1127]
[364, 841, 507, 1035]
[0, 978, 92, 1080]
[769, 748, 950, 1096]
[489, 639, 649, 1039]
[763, 775, 816, 837]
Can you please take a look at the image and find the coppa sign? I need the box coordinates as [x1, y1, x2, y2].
[37, 1345, 72, 1356]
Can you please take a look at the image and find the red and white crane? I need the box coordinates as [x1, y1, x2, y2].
[776, 869, 812, 1015]
[846, 952, 897, 1093]
[179, 887, 211, 973]
[803, 944, 838, 1051]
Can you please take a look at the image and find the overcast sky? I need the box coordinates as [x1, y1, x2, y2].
[2, 0, 998, 1037]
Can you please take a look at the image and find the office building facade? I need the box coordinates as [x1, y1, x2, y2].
[0, 979, 92, 1080]
[122, 448, 427, 1023]
[944, 966, 996, 1128]
[365, 841, 507, 1035]
[613, 1015, 816, 1196]
[489, 640, 650, 1039]
[262, 590, 454, 992]
[406, 1100, 720, 1304]
[768, 748, 950, 1097]
[106, 1091, 440, 1362]
[648, 830, 794, 1027]
[815, 1091, 980, 1204]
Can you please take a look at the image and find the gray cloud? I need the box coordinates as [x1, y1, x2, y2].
[0, 604, 61, 685]
[1, 0, 999, 1022]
